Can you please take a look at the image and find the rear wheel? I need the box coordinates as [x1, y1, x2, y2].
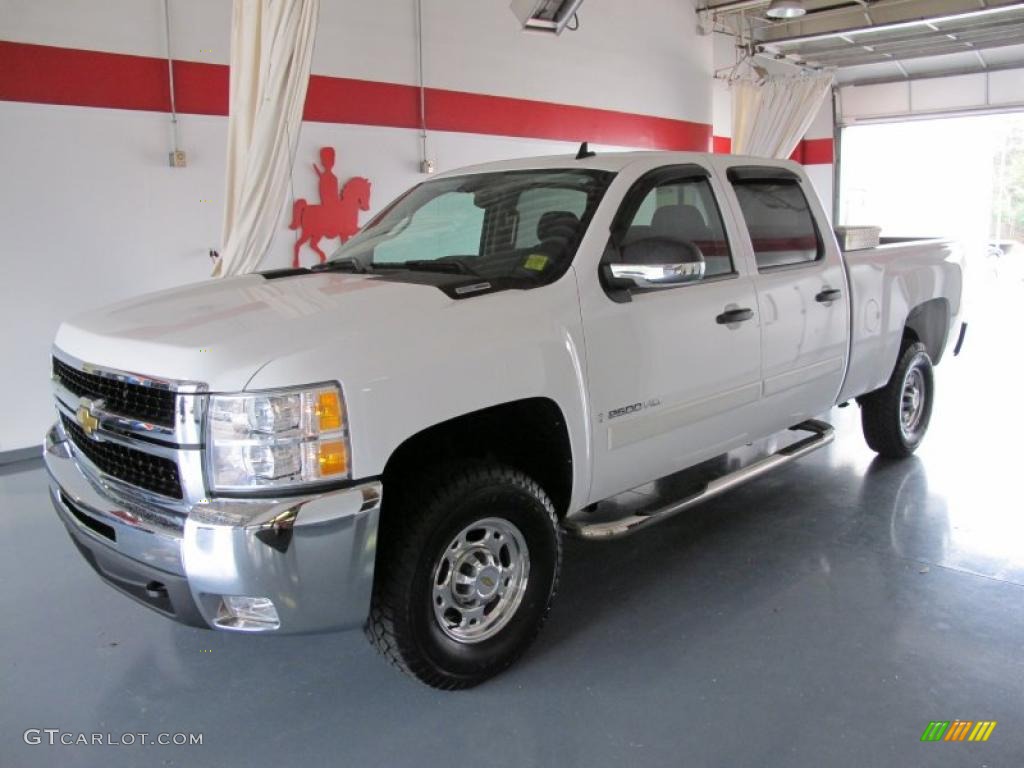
[366, 463, 561, 689]
[860, 340, 934, 458]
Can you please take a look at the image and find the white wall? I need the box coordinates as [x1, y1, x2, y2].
[802, 96, 835, 215]
[712, 32, 737, 140]
[1, 0, 712, 120]
[0, 0, 713, 452]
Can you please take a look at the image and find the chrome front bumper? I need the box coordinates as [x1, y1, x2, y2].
[44, 423, 382, 633]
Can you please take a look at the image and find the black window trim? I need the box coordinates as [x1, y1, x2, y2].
[726, 165, 802, 184]
[600, 163, 737, 302]
[726, 165, 825, 273]
[609, 164, 712, 240]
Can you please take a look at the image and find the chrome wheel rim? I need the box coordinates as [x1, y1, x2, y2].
[900, 366, 926, 438]
[431, 517, 530, 644]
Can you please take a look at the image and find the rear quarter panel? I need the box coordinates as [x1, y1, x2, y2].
[839, 238, 964, 402]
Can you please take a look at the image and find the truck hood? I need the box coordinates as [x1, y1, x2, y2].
[54, 272, 454, 391]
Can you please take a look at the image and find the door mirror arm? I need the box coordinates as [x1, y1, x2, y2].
[599, 241, 634, 302]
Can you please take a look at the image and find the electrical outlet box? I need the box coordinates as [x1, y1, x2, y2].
[169, 150, 188, 168]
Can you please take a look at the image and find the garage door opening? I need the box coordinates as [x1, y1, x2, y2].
[838, 112, 1024, 265]
[837, 110, 1024, 599]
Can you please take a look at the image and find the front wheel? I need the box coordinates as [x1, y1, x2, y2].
[366, 463, 561, 689]
[860, 340, 934, 458]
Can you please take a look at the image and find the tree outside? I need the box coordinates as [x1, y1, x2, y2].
[991, 115, 1024, 248]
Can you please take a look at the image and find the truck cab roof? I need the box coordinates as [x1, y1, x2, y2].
[434, 150, 804, 178]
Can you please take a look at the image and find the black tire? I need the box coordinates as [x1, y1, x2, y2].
[365, 462, 561, 689]
[860, 340, 934, 458]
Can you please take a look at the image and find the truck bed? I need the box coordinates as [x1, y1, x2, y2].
[838, 236, 965, 403]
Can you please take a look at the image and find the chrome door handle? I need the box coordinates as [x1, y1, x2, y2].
[815, 288, 842, 303]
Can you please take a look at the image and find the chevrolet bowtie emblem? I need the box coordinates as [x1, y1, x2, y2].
[75, 399, 102, 437]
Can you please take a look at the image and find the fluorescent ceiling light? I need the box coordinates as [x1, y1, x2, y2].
[762, 4, 1022, 47]
[510, 0, 585, 35]
[766, 0, 806, 19]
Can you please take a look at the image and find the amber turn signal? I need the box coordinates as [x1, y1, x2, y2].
[316, 391, 344, 431]
[317, 440, 348, 476]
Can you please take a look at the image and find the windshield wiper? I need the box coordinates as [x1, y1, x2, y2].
[310, 257, 370, 274]
[315, 257, 480, 276]
[394, 259, 478, 275]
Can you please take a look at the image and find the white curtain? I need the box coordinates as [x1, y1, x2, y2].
[731, 73, 834, 159]
[214, 0, 319, 277]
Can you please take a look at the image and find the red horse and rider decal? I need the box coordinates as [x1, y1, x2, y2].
[290, 147, 372, 267]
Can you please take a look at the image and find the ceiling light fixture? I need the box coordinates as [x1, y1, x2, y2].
[766, 0, 806, 19]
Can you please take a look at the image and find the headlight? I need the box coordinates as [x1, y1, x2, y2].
[206, 383, 350, 493]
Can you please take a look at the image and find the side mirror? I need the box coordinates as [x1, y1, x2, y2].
[604, 237, 705, 290]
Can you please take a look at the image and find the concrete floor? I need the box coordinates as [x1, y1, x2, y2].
[2, 270, 1022, 768]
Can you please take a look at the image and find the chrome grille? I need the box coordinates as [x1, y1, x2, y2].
[60, 413, 184, 499]
[53, 357, 176, 427]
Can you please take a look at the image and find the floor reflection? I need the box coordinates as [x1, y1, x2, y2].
[2, 254, 1022, 768]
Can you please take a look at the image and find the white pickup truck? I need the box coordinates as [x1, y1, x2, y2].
[45, 150, 965, 689]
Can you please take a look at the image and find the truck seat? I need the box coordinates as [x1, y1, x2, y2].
[535, 211, 582, 262]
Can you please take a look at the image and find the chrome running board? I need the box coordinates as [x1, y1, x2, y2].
[563, 419, 834, 541]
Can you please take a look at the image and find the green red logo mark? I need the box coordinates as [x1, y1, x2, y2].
[921, 720, 997, 742]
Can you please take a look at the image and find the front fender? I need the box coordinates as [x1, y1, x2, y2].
[245, 272, 592, 512]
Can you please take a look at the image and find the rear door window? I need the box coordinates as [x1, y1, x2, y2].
[729, 177, 822, 269]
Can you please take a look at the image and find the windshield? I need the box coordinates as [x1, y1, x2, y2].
[326, 169, 614, 286]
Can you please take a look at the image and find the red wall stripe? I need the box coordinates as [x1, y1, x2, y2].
[172, 59, 229, 116]
[304, 74, 421, 128]
[0, 40, 710, 150]
[789, 138, 834, 164]
[712, 135, 732, 154]
[800, 137, 834, 165]
[0, 40, 171, 112]
[1, 41, 834, 160]
[427, 89, 710, 150]
[712, 134, 833, 165]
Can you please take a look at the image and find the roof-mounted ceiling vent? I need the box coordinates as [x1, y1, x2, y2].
[510, 0, 585, 35]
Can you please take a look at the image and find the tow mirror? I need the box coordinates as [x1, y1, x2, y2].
[603, 237, 705, 290]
